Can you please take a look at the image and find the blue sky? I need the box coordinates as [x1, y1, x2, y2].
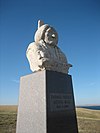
[0, 0, 100, 105]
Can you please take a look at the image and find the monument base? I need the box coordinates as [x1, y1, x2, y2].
[16, 70, 78, 133]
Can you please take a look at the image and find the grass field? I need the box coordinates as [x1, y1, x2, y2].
[76, 108, 100, 133]
[0, 106, 100, 133]
[0, 106, 17, 133]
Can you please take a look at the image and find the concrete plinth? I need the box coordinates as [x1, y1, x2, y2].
[16, 70, 78, 133]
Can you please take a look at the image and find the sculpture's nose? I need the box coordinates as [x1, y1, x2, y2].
[52, 34, 55, 38]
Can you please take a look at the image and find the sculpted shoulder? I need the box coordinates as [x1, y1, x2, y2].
[26, 42, 37, 53]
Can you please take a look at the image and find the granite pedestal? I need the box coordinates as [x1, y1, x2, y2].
[16, 70, 78, 133]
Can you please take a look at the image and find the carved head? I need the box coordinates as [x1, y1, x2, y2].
[34, 20, 58, 46]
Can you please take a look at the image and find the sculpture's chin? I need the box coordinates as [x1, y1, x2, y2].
[47, 42, 57, 46]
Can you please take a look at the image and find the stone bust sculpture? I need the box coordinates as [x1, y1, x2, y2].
[26, 20, 72, 74]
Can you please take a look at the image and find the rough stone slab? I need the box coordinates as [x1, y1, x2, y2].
[16, 70, 78, 133]
[16, 71, 46, 133]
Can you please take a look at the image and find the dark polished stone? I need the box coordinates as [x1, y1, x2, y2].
[46, 71, 78, 133]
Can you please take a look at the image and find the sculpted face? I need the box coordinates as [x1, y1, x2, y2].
[44, 27, 58, 46]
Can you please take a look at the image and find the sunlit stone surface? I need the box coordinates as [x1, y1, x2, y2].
[26, 20, 72, 74]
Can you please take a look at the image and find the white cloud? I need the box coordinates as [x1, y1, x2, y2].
[12, 79, 19, 83]
[89, 82, 96, 86]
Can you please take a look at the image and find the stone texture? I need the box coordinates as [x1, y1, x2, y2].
[16, 70, 78, 133]
[26, 20, 72, 74]
[16, 71, 46, 133]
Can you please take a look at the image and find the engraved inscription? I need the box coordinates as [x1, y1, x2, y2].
[50, 93, 73, 112]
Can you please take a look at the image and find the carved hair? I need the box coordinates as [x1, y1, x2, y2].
[34, 24, 58, 45]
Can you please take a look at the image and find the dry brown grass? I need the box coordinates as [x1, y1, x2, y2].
[76, 108, 100, 133]
[0, 106, 100, 133]
[0, 105, 17, 133]
[0, 105, 17, 112]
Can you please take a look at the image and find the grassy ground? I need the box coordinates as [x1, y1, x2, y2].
[0, 106, 17, 133]
[76, 108, 100, 133]
[0, 106, 100, 133]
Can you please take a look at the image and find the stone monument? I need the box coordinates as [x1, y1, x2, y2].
[16, 20, 78, 133]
